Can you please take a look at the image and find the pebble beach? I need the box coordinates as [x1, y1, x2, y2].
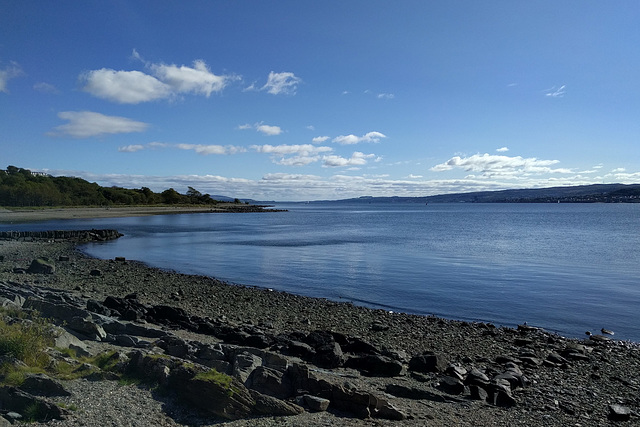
[0, 210, 638, 425]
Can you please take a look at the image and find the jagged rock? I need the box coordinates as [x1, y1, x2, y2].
[519, 356, 542, 367]
[248, 366, 292, 399]
[197, 343, 226, 361]
[371, 321, 389, 331]
[409, 351, 448, 373]
[114, 334, 139, 347]
[173, 369, 255, 420]
[19, 374, 70, 397]
[67, 316, 107, 341]
[0, 415, 12, 426]
[303, 394, 330, 412]
[469, 384, 488, 401]
[52, 328, 90, 357]
[385, 383, 445, 401]
[233, 351, 263, 384]
[313, 341, 345, 369]
[465, 368, 490, 386]
[287, 340, 315, 359]
[148, 304, 190, 326]
[344, 354, 403, 377]
[249, 389, 304, 416]
[372, 397, 407, 421]
[0, 386, 67, 421]
[23, 297, 90, 323]
[331, 385, 372, 419]
[546, 352, 568, 365]
[87, 299, 111, 316]
[27, 258, 55, 274]
[438, 375, 465, 395]
[608, 404, 631, 421]
[446, 364, 467, 381]
[156, 336, 194, 359]
[89, 269, 101, 276]
[341, 336, 380, 355]
[488, 382, 517, 407]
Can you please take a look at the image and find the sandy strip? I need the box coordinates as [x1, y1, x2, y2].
[0, 205, 247, 223]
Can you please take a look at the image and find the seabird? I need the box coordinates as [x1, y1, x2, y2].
[585, 331, 611, 342]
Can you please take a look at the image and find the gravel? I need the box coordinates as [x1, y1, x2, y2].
[2, 239, 639, 426]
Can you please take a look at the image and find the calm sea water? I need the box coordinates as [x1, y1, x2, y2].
[4, 203, 639, 341]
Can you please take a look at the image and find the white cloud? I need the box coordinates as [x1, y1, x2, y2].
[323, 152, 376, 167]
[252, 144, 333, 166]
[496, 147, 509, 152]
[176, 144, 245, 155]
[118, 144, 145, 152]
[611, 167, 626, 173]
[544, 85, 566, 98]
[312, 136, 330, 143]
[306, 125, 315, 131]
[333, 131, 386, 145]
[377, 93, 395, 99]
[48, 111, 149, 138]
[261, 71, 301, 95]
[81, 55, 235, 104]
[252, 144, 331, 156]
[431, 153, 572, 178]
[239, 122, 284, 135]
[81, 69, 171, 104]
[148, 141, 170, 148]
[0, 61, 23, 92]
[407, 174, 423, 179]
[150, 60, 229, 96]
[256, 124, 283, 136]
[33, 82, 60, 94]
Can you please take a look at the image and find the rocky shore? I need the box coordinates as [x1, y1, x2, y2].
[0, 235, 638, 426]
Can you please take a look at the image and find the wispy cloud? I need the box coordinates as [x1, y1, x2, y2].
[496, 147, 509, 152]
[260, 71, 301, 95]
[33, 82, 60, 94]
[252, 144, 332, 166]
[80, 51, 236, 104]
[239, 122, 284, 136]
[118, 144, 145, 153]
[544, 85, 566, 98]
[48, 111, 149, 138]
[431, 153, 572, 178]
[312, 136, 330, 143]
[176, 144, 245, 155]
[322, 152, 376, 167]
[333, 131, 386, 145]
[377, 93, 395, 99]
[0, 61, 23, 93]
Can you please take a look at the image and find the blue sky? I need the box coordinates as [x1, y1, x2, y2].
[1, 1, 639, 201]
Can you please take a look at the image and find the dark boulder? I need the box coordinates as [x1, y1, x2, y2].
[409, 351, 448, 373]
[344, 354, 403, 377]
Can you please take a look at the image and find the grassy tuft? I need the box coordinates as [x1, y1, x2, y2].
[0, 313, 52, 368]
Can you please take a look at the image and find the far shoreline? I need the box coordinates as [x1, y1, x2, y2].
[0, 204, 283, 224]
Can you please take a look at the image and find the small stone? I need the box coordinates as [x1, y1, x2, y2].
[608, 404, 631, 421]
[304, 395, 330, 412]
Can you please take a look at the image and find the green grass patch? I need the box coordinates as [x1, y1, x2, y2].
[0, 312, 53, 368]
[194, 368, 233, 389]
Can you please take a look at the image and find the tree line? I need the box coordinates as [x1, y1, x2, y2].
[0, 166, 231, 207]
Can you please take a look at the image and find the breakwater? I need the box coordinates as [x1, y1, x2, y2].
[0, 229, 123, 242]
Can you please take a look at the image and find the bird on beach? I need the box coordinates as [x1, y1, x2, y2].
[585, 331, 611, 342]
[600, 328, 614, 336]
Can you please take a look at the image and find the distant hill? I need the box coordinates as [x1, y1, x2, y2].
[321, 184, 640, 204]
